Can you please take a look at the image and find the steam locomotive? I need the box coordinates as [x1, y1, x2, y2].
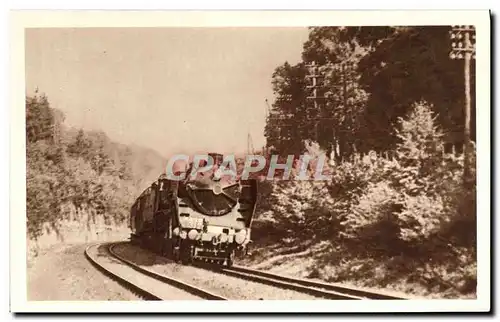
[129, 153, 258, 266]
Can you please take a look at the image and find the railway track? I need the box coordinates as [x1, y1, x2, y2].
[211, 266, 364, 299]
[186, 252, 406, 299]
[198, 263, 386, 300]
[84, 243, 227, 300]
[88, 242, 407, 300]
[223, 266, 406, 300]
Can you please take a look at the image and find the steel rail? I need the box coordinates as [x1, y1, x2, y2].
[107, 242, 227, 300]
[226, 265, 406, 300]
[84, 244, 161, 300]
[105, 241, 406, 300]
[210, 265, 363, 300]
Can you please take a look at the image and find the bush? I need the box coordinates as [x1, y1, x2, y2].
[255, 101, 476, 296]
[344, 103, 473, 244]
[397, 193, 446, 242]
[265, 180, 339, 238]
[343, 181, 401, 241]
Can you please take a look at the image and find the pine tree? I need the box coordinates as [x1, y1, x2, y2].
[26, 94, 56, 143]
[67, 129, 92, 159]
[393, 101, 444, 196]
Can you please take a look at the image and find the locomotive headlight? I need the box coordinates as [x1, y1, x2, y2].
[235, 229, 246, 244]
[172, 227, 180, 236]
[188, 229, 199, 240]
[179, 230, 188, 239]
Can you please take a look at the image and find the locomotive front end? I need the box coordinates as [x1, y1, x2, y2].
[130, 152, 258, 267]
[172, 173, 255, 266]
[172, 213, 251, 265]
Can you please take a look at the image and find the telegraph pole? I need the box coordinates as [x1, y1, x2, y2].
[305, 61, 320, 142]
[450, 25, 476, 187]
[265, 97, 294, 153]
[306, 61, 355, 160]
[341, 63, 348, 161]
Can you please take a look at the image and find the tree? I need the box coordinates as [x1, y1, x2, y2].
[265, 62, 308, 157]
[67, 129, 92, 158]
[353, 26, 475, 152]
[302, 27, 369, 159]
[26, 94, 167, 241]
[299, 26, 475, 154]
[26, 93, 68, 238]
[118, 147, 133, 181]
[26, 94, 56, 144]
[344, 102, 467, 247]
[89, 132, 114, 175]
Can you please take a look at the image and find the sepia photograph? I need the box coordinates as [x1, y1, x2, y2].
[10, 10, 490, 313]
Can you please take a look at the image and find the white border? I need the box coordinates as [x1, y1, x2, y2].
[10, 10, 491, 313]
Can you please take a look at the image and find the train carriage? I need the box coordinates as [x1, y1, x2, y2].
[130, 153, 258, 266]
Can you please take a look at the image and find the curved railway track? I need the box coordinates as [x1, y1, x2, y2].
[87, 242, 407, 300]
[84, 244, 160, 300]
[198, 263, 403, 300]
[203, 264, 364, 300]
[223, 266, 405, 300]
[85, 243, 227, 300]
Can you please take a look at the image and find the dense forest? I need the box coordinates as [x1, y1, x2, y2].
[26, 93, 165, 240]
[251, 26, 477, 298]
[265, 26, 475, 158]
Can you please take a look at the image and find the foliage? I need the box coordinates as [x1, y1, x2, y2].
[340, 103, 471, 247]
[302, 27, 371, 159]
[255, 102, 476, 296]
[344, 181, 401, 239]
[265, 62, 308, 156]
[26, 94, 165, 240]
[354, 26, 475, 150]
[27, 140, 68, 238]
[264, 26, 475, 157]
[397, 193, 446, 242]
[26, 94, 58, 144]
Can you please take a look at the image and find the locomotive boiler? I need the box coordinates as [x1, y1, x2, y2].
[129, 153, 258, 266]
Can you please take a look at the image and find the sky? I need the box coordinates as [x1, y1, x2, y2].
[25, 28, 310, 157]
